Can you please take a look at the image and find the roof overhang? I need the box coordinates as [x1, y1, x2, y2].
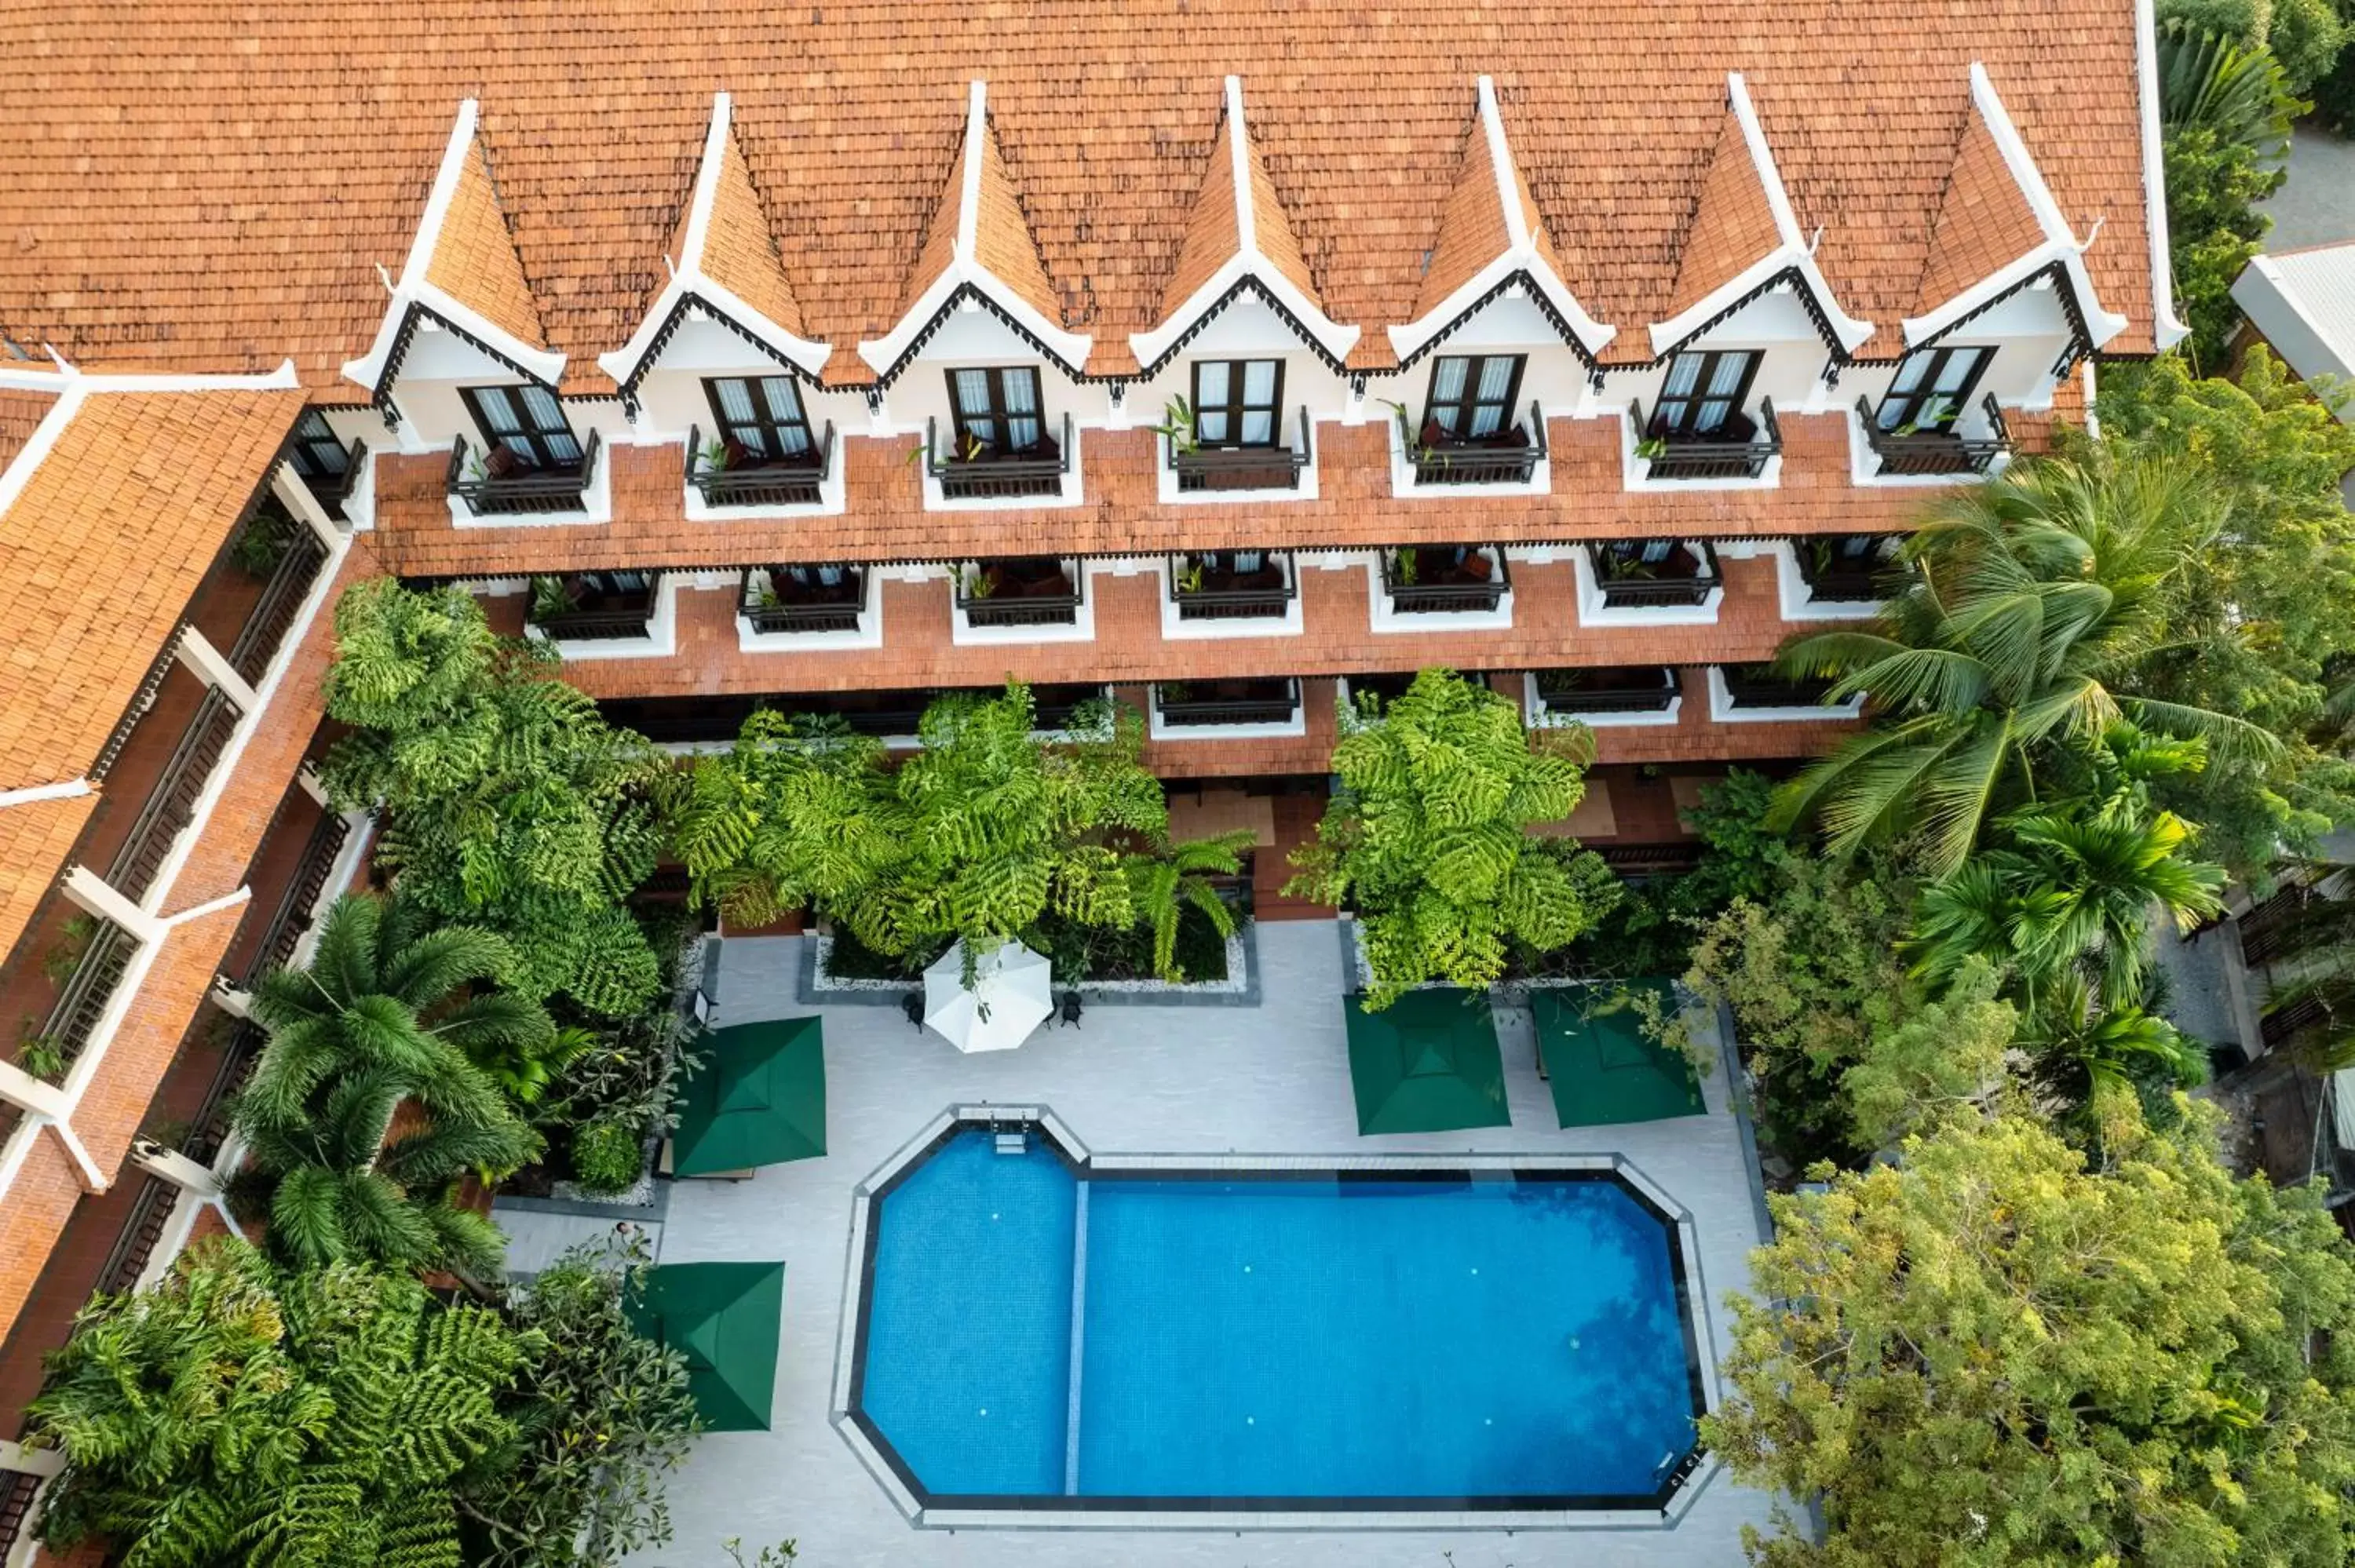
[1647, 74, 1874, 362]
[340, 99, 566, 399]
[2134, 0, 2193, 352]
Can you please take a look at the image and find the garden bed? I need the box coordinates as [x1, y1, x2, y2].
[802, 906, 1256, 1004]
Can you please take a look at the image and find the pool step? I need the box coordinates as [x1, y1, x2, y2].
[995, 1131, 1028, 1155]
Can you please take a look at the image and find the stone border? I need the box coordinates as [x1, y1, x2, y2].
[492, 1179, 670, 1223]
[831, 1106, 1719, 1533]
[795, 927, 1261, 1009]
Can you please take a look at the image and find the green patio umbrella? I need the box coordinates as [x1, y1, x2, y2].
[625, 1260, 785, 1431]
[671, 1016, 826, 1175]
[1533, 982, 1705, 1128]
[1344, 988, 1510, 1135]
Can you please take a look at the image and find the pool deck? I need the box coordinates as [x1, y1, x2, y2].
[630, 919, 1779, 1567]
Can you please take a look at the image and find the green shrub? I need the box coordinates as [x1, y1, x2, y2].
[571, 1118, 646, 1194]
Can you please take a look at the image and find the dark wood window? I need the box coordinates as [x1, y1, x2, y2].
[460, 384, 582, 471]
[286, 410, 350, 489]
[703, 375, 816, 463]
[947, 366, 1046, 455]
[1424, 355, 1524, 440]
[1192, 359, 1283, 447]
[1654, 350, 1761, 437]
[1875, 345, 1992, 433]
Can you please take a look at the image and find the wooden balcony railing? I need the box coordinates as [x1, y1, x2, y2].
[1533, 667, 1681, 716]
[929, 414, 1072, 500]
[528, 572, 663, 643]
[1721, 665, 1839, 709]
[447, 430, 601, 517]
[90, 635, 184, 785]
[688, 421, 834, 508]
[739, 566, 867, 635]
[108, 687, 242, 902]
[1410, 401, 1546, 487]
[1857, 392, 2010, 476]
[295, 436, 366, 522]
[1169, 408, 1313, 492]
[243, 809, 350, 985]
[94, 1174, 177, 1296]
[1381, 545, 1510, 614]
[1591, 542, 1719, 610]
[957, 558, 1083, 628]
[1154, 678, 1302, 728]
[1635, 398, 1780, 481]
[1167, 551, 1295, 621]
[36, 916, 137, 1074]
[227, 525, 330, 686]
[184, 1016, 268, 1166]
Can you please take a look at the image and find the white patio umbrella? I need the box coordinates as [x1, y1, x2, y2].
[922, 939, 1053, 1052]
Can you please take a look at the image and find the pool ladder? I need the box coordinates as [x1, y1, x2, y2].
[994, 1129, 1028, 1155]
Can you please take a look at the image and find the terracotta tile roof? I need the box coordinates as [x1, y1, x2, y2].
[1663, 103, 1784, 326]
[969, 119, 1063, 328]
[1240, 115, 1320, 310]
[0, 388, 302, 792]
[699, 128, 805, 341]
[0, 388, 58, 475]
[1162, 112, 1243, 323]
[423, 137, 547, 352]
[1915, 95, 2055, 315]
[1415, 91, 1566, 323]
[0, 790, 97, 961]
[0, 2, 2160, 386]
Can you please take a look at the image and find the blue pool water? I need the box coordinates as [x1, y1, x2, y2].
[854, 1128, 1702, 1507]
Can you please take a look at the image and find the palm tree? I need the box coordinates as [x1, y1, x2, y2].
[228, 895, 550, 1277]
[1119, 831, 1254, 981]
[2017, 974, 2209, 1112]
[1772, 458, 2276, 873]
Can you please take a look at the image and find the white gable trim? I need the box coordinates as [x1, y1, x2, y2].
[1904, 65, 2130, 349]
[859, 81, 1092, 378]
[1130, 77, 1360, 371]
[341, 100, 566, 392]
[597, 94, 831, 387]
[1387, 77, 1615, 364]
[1647, 74, 1875, 359]
[2134, 0, 2191, 350]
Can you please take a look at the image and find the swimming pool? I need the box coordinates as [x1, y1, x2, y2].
[842, 1115, 1707, 1520]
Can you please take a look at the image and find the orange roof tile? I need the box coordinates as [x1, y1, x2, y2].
[699, 129, 806, 341]
[970, 120, 1063, 327]
[0, 790, 97, 961]
[0, 388, 302, 792]
[0, 3, 2160, 385]
[1163, 107, 1245, 320]
[0, 388, 58, 475]
[423, 137, 546, 352]
[1663, 104, 1784, 325]
[1240, 115, 1320, 309]
[1915, 97, 2054, 315]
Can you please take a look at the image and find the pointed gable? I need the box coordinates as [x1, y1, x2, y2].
[969, 129, 1064, 326]
[1663, 105, 1783, 323]
[1915, 98, 2050, 314]
[1240, 117, 1321, 309]
[1161, 107, 1243, 315]
[699, 132, 807, 341]
[422, 137, 546, 352]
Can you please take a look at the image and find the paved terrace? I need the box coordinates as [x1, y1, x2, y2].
[621, 920, 1776, 1567]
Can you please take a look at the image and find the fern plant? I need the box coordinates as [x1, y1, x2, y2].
[1286, 669, 1621, 1006]
[26, 1238, 524, 1568]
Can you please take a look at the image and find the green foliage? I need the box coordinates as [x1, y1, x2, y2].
[1704, 1110, 2355, 1568]
[1683, 846, 1919, 1165]
[538, 1006, 705, 1146]
[2157, 22, 2300, 368]
[1286, 669, 1620, 1007]
[567, 1119, 644, 1195]
[460, 1232, 698, 1568]
[2092, 351, 2355, 874]
[27, 1238, 527, 1568]
[1773, 455, 2275, 873]
[1838, 958, 2017, 1149]
[2236, 861, 2355, 1068]
[1562, 768, 1787, 978]
[321, 581, 670, 1016]
[228, 894, 544, 1278]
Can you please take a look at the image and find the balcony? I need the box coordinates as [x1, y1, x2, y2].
[1590, 541, 1719, 611]
[739, 565, 867, 636]
[956, 557, 1083, 629]
[225, 521, 330, 686]
[1634, 398, 1780, 482]
[1857, 393, 2010, 477]
[1152, 677, 1303, 729]
[929, 413, 1071, 501]
[1529, 666, 1681, 720]
[526, 571, 663, 644]
[688, 421, 834, 509]
[31, 915, 137, 1077]
[1380, 545, 1510, 614]
[1718, 662, 1844, 712]
[447, 430, 601, 517]
[1408, 401, 1546, 487]
[1167, 550, 1295, 622]
[1168, 408, 1313, 493]
[1794, 535, 1900, 605]
[107, 687, 243, 903]
[296, 434, 365, 523]
[239, 807, 352, 986]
